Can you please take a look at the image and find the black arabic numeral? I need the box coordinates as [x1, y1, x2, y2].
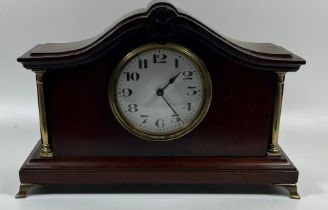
[155, 119, 165, 128]
[121, 88, 132, 97]
[153, 54, 167, 64]
[124, 72, 140, 81]
[182, 71, 193, 80]
[175, 58, 179, 68]
[171, 114, 182, 123]
[183, 103, 192, 111]
[128, 104, 138, 112]
[138, 59, 148, 69]
[187, 86, 198, 96]
[140, 115, 150, 124]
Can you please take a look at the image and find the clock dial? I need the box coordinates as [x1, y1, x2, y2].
[109, 43, 212, 141]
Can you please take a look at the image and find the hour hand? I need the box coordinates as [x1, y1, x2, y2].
[162, 72, 181, 91]
[169, 72, 181, 85]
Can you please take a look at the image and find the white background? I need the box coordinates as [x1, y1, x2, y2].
[0, 0, 327, 209]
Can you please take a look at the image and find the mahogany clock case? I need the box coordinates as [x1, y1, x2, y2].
[16, 2, 305, 198]
[37, 43, 276, 157]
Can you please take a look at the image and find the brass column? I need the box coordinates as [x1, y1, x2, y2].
[36, 71, 53, 157]
[267, 72, 286, 156]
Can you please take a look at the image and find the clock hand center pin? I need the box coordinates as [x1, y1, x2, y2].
[155, 72, 184, 122]
[156, 71, 181, 96]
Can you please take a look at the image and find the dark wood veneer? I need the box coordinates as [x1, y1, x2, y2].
[20, 142, 298, 185]
[16, 2, 305, 198]
[45, 50, 275, 157]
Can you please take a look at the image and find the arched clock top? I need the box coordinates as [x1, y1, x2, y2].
[16, 1, 306, 198]
[17, 2, 305, 71]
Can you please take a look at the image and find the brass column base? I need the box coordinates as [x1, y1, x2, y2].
[266, 144, 281, 156]
[15, 183, 40, 199]
[275, 183, 300, 199]
[39, 144, 53, 157]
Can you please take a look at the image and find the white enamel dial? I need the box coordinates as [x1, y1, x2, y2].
[109, 44, 212, 141]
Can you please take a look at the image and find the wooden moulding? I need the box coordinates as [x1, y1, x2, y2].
[16, 2, 304, 199]
[17, 2, 305, 71]
[18, 142, 298, 186]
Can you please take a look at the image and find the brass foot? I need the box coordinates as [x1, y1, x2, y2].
[275, 184, 300, 199]
[15, 183, 38, 198]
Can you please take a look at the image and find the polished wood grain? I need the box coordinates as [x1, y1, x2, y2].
[17, 2, 305, 71]
[16, 2, 305, 195]
[44, 55, 275, 157]
[20, 142, 298, 185]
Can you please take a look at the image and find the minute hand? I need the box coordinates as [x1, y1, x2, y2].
[161, 95, 184, 123]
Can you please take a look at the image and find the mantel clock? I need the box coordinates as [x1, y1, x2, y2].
[16, 2, 306, 199]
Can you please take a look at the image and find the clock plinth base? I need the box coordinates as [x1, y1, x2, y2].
[17, 142, 299, 198]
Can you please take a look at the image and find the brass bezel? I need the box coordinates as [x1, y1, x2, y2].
[108, 43, 212, 141]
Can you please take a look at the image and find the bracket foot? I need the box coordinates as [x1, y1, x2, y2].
[15, 183, 39, 198]
[275, 183, 300, 199]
